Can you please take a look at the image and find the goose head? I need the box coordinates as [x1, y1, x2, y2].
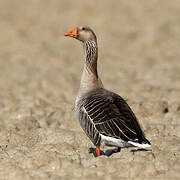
[64, 26, 97, 43]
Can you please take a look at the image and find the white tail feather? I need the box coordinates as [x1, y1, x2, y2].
[128, 141, 151, 148]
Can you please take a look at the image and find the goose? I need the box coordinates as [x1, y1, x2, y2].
[64, 26, 151, 157]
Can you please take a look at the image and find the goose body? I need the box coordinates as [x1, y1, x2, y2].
[65, 27, 151, 156]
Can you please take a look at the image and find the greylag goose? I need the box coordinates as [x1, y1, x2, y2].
[64, 26, 151, 157]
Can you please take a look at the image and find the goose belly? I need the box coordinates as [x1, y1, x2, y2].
[100, 134, 132, 148]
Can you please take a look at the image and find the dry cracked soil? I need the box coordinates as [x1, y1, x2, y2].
[0, 0, 180, 180]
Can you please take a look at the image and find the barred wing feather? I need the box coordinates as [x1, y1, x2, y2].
[79, 91, 147, 146]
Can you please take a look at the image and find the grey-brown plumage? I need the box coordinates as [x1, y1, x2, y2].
[65, 26, 151, 156]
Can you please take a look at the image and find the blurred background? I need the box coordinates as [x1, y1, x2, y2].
[0, 0, 180, 179]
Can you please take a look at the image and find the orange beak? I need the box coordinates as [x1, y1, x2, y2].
[64, 28, 78, 38]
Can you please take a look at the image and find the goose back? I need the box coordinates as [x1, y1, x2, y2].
[75, 88, 150, 147]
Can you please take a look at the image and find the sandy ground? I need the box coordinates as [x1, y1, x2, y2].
[0, 0, 180, 179]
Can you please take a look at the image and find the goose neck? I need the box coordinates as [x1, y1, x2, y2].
[76, 40, 103, 98]
[83, 40, 98, 77]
